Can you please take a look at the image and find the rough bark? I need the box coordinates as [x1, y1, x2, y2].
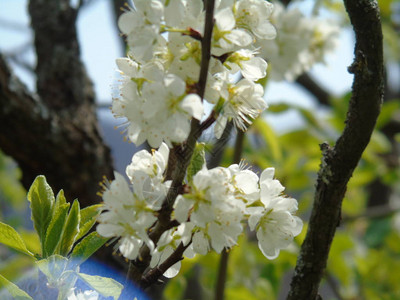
[0, 0, 119, 270]
[287, 1, 384, 299]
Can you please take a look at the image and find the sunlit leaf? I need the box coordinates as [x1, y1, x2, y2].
[27, 176, 55, 249]
[70, 232, 109, 267]
[0, 222, 34, 257]
[58, 200, 80, 256]
[77, 273, 123, 300]
[44, 203, 70, 257]
[0, 274, 33, 300]
[76, 204, 102, 241]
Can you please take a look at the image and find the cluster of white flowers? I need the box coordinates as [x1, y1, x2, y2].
[113, 0, 276, 148]
[257, 1, 339, 81]
[97, 146, 302, 277]
[97, 0, 307, 281]
[97, 144, 170, 259]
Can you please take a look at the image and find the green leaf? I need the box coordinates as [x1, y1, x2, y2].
[76, 204, 102, 240]
[0, 222, 34, 257]
[55, 190, 67, 209]
[70, 232, 109, 267]
[27, 176, 55, 248]
[58, 200, 80, 256]
[0, 273, 33, 300]
[266, 103, 291, 113]
[187, 142, 206, 183]
[77, 273, 123, 300]
[44, 203, 70, 257]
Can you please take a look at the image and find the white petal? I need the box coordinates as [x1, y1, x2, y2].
[164, 261, 181, 278]
[214, 115, 228, 139]
[215, 7, 235, 31]
[181, 94, 203, 120]
[192, 231, 209, 255]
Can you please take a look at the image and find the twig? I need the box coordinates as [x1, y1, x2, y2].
[296, 73, 331, 106]
[287, 1, 384, 299]
[139, 242, 190, 289]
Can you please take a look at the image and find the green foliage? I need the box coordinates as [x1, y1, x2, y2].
[0, 176, 113, 299]
[77, 204, 102, 241]
[27, 176, 55, 250]
[44, 203, 70, 257]
[70, 232, 109, 267]
[58, 199, 80, 256]
[0, 274, 33, 300]
[0, 222, 34, 258]
[77, 273, 123, 300]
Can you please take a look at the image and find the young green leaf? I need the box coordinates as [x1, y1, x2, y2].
[70, 232, 109, 267]
[55, 190, 67, 209]
[43, 203, 70, 257]
[0, 222, 34, 258]
[187, 142, 206, 183]
[58, 200, 80, 256]
[76, 204, 102, 240]
[77, 273, 123, 300]
[27, 176, 55, 248]
[0, 273, 33, 300]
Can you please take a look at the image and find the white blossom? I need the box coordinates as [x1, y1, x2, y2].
[173, 166, 245, 254]
[96, 170, 161, 260]
[214, 78, 267, 138]
[257, 2, 339, 81]
[247, 168, 303, 259]
[234, 0, 276, 40]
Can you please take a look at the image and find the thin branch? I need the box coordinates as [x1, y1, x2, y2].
[296, 73, 331, 106]
[139, 242, 190, 289]
[287, 1, 384, 299]
[207, 121, 234, 169]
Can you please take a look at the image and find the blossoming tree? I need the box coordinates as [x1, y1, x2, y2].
[0, 0, 391, 299]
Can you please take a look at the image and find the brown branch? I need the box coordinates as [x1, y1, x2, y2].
[287, 1, 384, 299]
[139, 242, 190, 289]
[296, 73, 331, 106]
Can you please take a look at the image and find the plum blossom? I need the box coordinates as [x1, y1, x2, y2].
[214, 78, 267, 138]
[97, 145, 170, 260]
[173, 166, 245, 254]
[257, 2, 339, 81]
[247, 168, 303, 259]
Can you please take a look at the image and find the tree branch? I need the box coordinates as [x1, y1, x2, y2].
[287, 1, 384, 299]
[296, 73, 331, 106]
